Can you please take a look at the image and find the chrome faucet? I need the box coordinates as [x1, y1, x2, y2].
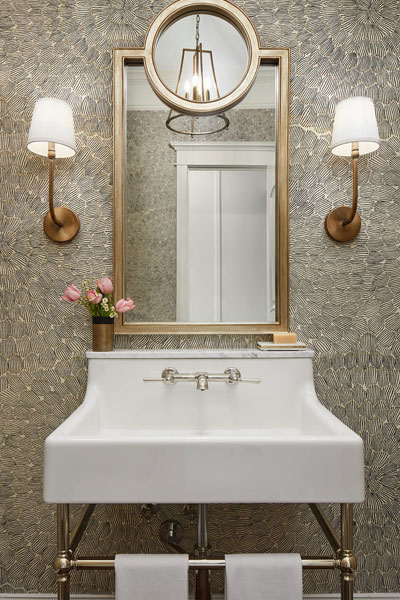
[196, 373, 209, 392]
[143, 367, 260, 390]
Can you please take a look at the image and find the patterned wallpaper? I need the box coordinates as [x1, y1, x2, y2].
[125, 107, 275, 322]
[1, 0, 399, 595]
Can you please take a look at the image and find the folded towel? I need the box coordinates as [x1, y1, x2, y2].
[225, 553, 302, 600]
[115, 554, 188, 600]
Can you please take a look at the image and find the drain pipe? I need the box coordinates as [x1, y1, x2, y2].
[195, 504, 211, 600]
[159, 503, 212, 599]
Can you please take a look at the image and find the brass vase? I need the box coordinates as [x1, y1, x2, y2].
[92, 317, 114, 352]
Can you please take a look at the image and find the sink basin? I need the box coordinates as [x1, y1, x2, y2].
[44, 350, 364, 503]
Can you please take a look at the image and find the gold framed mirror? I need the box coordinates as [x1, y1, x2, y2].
[113, 0, 289, 335]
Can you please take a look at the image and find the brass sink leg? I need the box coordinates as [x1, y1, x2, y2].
[340, 504, 356, 600]
[53, 500, 355, 600]
[309, 504, 341, 554]
[55, 504, 71, 600]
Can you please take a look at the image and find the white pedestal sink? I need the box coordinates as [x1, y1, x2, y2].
[44, 350, 364, 504]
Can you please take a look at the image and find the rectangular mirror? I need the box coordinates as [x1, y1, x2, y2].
[114, 49, 289, 334]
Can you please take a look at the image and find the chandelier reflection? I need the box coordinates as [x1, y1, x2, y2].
[166, 14, 230, 136]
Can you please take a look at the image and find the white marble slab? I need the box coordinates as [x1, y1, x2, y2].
[86, 349, 314, 359]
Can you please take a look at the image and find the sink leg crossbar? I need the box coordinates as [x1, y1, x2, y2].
[55, 503, 356, 600]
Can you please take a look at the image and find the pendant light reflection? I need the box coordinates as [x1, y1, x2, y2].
[166, 14, 229, 136]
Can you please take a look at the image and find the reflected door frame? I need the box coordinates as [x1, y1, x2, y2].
[171, 141, 276, 323]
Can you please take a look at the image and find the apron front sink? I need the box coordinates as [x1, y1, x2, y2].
[44, 350, 364, 504]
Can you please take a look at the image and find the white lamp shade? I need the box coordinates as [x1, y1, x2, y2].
[27, 98, 76, 158]
[331, 96, 379, 157]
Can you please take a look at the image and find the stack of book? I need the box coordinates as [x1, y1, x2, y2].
[257, 341, 306, 351]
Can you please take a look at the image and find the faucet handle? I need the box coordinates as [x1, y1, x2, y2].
[224, 367, 261, 384]
[143, 367, 178, 384]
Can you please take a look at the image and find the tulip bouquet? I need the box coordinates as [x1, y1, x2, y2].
[61, 277, 135, 318]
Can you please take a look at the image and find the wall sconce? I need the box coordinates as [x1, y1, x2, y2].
[27, 98, 80, 243]
[325, 96, 380, 242]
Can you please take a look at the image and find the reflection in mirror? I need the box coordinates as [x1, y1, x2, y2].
[154, 13, 249, 102]
[125, 63, 277, 324]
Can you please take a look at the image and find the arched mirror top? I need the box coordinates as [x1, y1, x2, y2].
[144, 0, 261, 115]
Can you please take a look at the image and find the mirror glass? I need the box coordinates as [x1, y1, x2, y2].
[124, 61, 277, 324]
[154, 13, 249, 102]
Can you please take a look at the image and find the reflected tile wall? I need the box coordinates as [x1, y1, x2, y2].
[125, 108, 275, 322]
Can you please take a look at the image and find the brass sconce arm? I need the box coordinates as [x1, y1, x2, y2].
[47, 144, 62, 227]
[325, 144, 361, 242]
[43, 142, 80, 242]
[345, 146, 359, 226]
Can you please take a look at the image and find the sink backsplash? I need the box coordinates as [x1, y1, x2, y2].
[1, 0, 399, 596]
[114, 334, 270, 350]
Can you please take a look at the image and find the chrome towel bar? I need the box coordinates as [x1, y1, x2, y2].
[72, 557, 340, 570]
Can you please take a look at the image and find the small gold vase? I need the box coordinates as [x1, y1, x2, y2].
[92, 317, 114, 352]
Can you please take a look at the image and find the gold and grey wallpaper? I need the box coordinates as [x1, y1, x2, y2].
[1, 0, 400, 595]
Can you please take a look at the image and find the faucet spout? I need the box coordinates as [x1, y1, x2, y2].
[196, 373, 208, 391]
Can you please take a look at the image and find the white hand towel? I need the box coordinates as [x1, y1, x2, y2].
[225, 553, 302, 600]
[115, 554, 188, 600]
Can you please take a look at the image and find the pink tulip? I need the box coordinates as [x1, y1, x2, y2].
[115, 297, 135, 313]
[61, 284, 81, 302]
[97, 276, 114, 294]
[87, 289, 102, 304]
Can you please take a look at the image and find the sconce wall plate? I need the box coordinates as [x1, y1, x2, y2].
[44, 207, 80, 243]
[325, 207, 361, 242]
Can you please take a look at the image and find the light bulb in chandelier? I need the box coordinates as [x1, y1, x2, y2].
[191, 74, 201, 100]
[184, 81, 191, 99]
[204, 78, 211, 101]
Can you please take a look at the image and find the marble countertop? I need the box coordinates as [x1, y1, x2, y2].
[86, 349, 314, 359]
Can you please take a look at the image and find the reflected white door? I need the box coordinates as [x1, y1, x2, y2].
[221, 169, 267, 321]
[185, 167, 269, 322]
[174, 141, 276, 323]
